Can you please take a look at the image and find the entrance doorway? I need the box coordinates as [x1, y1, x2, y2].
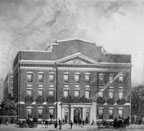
[64, 112, 69, 123]
[74, 108, 81, 124]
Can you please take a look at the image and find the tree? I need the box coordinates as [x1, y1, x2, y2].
[1, 99, 17, 116]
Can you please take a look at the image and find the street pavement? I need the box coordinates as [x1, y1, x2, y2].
[0, 124, 144, 131]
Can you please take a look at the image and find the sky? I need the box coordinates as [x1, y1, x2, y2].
[0, 0, 144, 100]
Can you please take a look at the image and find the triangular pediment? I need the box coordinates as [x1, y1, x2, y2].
[56, 53, 99, 65]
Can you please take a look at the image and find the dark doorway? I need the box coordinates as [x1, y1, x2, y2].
[74, 108, 81, 124]
[64, 112, 68, 123]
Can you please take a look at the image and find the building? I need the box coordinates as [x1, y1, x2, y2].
[131, 86, 144, 123]
[3, 73, 13, 101]
[13, 39, 131, 123]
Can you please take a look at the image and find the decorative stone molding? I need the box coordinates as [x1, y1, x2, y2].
[97, 97, 105, 104]
[117, 98, 126, 105]
[61, 96, 92, 103]
[107, 98, 115, 105]
[25, 96, 33, 103]
[46, 96, 55, 103]
[36, 96, 45, 103]
[32, 101, 36, 105]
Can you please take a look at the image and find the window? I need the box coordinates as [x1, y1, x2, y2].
[38, 73, 44, 82]
[27, 90, 32, 96]
[74, 90, 79, 97]
[85, 90, 90, 99]
[64, 90, 69, 97]
[11, 92, 13, 97]
[85, 73, 90, 83]
[109, 74, 114, 83]
[38, 90, 43, 96]
[27, 73, 33, 82]
[63, 73, 69, 83]
[98, 108, 103, 119]
[49, 73, 54, 83]
[119, 86, 123, 89]
[38, 108, 43, 118]
[74, 73, 79, 83]
[49, 109, 54, 119]
[98, 91, 103, 97]
[49, 90, 54, 96]
[109, 86, 114, 89]
[98, 73, 104, 83]
[119, 91, 123, 99]
[64, 112, 69, 123]
[109, 91, 113, 99]
[109, 108, 114, 119]
[119, 74, 123, 82]
[118, 109, 123, 119]
[27, 108, 32, 118]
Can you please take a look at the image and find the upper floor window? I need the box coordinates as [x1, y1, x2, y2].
[85, 73, 90, 83]
[27, 73, 33, 82]
[38, 73, 44, 82]
[49, 90, 54, 96]
[98, 108, 103, 119]
[49, 72, 55, 83]
[109, 108, 114, 119]
[109, 91, 113, 99]
[38, 108, 43, 118]
[63, 90, 69, 97]
[74, 73, 80, 83]
[109, 74, 114, 83]
[119, 86, 123, 89]
[27, 90, 32, 96]
[98, 91, 103, 97]
[119, 74, 123, 83]
[118, 109, 123, 119]
[118, 91, 123, 99]
[11, 92, 13, 97]
[85, 90, 90, 99]
[98, 73, 104, 83]
[63, 72, 69, 83]
[38, 90, 43, 96]
[74, 90, 79, 97]
[109, 86, 114, 89]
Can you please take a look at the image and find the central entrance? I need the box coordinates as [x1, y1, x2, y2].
[74, 108, 81, 124]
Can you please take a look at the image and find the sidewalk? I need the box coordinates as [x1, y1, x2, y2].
[127, 124, 144, 129]
[37, 124, 98, 131]
[1, 123, 144, 131]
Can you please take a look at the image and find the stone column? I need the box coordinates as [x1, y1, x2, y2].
[90, 102, 97, 125]
[71, 108, 74, 122]
[82, 108, 86, 121]
[57, 102, 62, 120]
[62, 107, 64, 120]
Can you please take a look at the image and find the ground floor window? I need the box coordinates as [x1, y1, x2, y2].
[49, 109, 54, 119]
[27, 108, 32, 118]
[38, 108, 43, 118]
[85, 90, 90, 99]
[118, 109, 123, 119]
[64, 112, 69, 123]
[98, 108, 103, 119]
[109, 108, 114, 119]
[74, 90, 80, 97]
[85, 111, 90, 124]
[64, 90, 69, 97]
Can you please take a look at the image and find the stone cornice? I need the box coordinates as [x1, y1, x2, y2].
[19, 62, 131, 69]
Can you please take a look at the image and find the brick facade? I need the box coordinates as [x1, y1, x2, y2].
[3, 73, 13, 100]
[13, 39, 131, 123]
[131, 86, 144, 122]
